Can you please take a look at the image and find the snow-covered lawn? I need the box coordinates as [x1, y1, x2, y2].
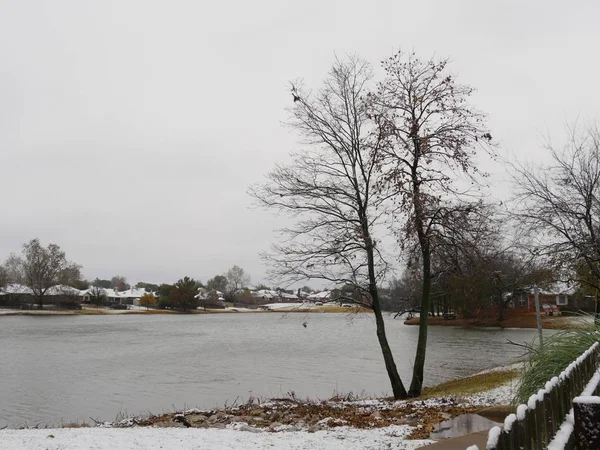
[0, 425, 432, 450]
[262, 302, 318, 310]
[0, 377, 520, 450]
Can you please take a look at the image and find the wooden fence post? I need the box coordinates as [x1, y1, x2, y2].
[544, 389, 557, 438]
[573, 396, 600, 450]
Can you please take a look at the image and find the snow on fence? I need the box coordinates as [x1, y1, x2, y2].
[466, 341, 600, 450]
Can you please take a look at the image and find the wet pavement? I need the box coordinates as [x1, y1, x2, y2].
[429, 414, 500, 439]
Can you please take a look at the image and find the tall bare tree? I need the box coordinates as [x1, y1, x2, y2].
[226, 265, 250, 293]
[89, 285, 107, 308]
[8, 238, 81, 309]
[430, 203, 552, 320]
[370, 51, 493, 396]
[0, 264, 8, 289]
[251, 56, 409, 399]
[511, 124, 600, 291]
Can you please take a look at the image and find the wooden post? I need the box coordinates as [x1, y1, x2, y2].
[573, 396, 600, 449]
[527, 407, 538, 449]
[534, 285, 543, 347]
[497, 430, 511, 450]
[544, 392, 556, 439]
[534, 399, 546, 449]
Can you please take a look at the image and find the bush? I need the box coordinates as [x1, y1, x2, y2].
[157, 297, 172, 310]
[515, 315, 600, 404]
[109, 303, 128, 310]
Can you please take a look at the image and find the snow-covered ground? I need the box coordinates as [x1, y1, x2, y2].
[0, 425, 432, 450]
[263, 302, 319, 310]
[262, 302, 356, 311]
[0, 377, 520, 450]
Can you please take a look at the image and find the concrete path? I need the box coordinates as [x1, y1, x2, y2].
[417, 431, 488, 449]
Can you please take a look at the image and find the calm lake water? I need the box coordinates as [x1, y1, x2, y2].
[0, 313, 543, 428]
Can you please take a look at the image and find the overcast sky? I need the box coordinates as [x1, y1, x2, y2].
[1, 0, 599, 286]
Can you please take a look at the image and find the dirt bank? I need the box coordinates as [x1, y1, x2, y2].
[403, 312, 589, 329]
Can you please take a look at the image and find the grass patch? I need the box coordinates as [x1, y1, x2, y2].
[515, 324, 600, 404]
[420, 370, 521, 399]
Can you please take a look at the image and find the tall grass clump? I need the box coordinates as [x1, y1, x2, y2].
[515, 316, 599, 404]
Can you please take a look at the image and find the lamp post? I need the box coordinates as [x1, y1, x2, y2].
[534, 285, 544, 347]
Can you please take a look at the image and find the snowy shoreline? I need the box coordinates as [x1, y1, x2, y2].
[0, 303, 366, 316]
[0, 367, 520, 449]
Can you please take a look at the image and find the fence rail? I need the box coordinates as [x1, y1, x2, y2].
[468, 341, 599, 450]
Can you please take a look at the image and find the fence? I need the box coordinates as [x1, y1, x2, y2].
[467, 341, 600, 450]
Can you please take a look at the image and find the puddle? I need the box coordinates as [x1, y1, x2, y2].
[430, 414, 500, 439]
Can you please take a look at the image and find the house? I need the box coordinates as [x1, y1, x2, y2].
[0, 284, 81, 309]
[0, 284, 34, 307]
[508, 284, 573, 312]
[80, 288, 120, 304]
[119, 288, 147, 305]
[195, 288, 226, 309]
[81, 287, 151, 306]
[252, 289, 278, 301]
[307, 291, 332, 302]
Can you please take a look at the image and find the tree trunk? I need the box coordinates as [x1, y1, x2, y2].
[371, 290, 407, 399]
[409, 242, 431, 397]
[498, 293, 505, 321]
[408, 149, 432, 397]
[362, 215, 408, 400]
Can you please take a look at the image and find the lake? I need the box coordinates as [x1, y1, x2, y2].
[0, 313, 542, 428]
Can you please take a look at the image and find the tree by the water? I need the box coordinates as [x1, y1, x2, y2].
[250, 56, 408, 399]
[226, 266, 250, 294]
[169, 276, 200, 311]
[207, 275, 228, 293]
[370, 51, 493, 396]
[6, 238, 82, 309]
[511, 124, 600, 293]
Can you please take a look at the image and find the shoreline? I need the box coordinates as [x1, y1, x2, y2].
[403, 313, 592, 330]
[0, 305, 370, 316]
[0, 366, 521, 449]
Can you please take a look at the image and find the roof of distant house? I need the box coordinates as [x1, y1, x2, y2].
[0, 283, 34, 295]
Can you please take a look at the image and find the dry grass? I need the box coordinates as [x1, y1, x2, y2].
[420, 369, 521, 399]
[60, 422, 90, 428]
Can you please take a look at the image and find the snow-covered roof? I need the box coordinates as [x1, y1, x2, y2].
[195, 288, 225, 300]
[45, 285, 81, 296]
[253, 289, 278, 299]
[521, 283, 575, 296]
[81, 288, 118, 298]
[0, 284, 33, 295]
[307, 291, 331, 299]
[118, 288, 147, 299]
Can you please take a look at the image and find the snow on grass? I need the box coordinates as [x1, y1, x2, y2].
[461, 376, 519, 406]
[0, 425, 434, 450]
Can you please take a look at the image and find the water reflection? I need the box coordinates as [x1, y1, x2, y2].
[430, 414, 500, 439]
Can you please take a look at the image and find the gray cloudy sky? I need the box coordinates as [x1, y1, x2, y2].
[1, 0, 599, 285]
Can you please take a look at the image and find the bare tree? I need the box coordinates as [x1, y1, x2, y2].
[0, 264, 8, 289]
[89, 285, 107, 308]
[9, 238, 81, 309]
[430, 204, 552, 320]
[511, 124, 600, 291]
[226, 266, 250, 293]
[111, 275, 130, 291]
[371, 51, 493, 396]
[250, 56, 409, 399]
